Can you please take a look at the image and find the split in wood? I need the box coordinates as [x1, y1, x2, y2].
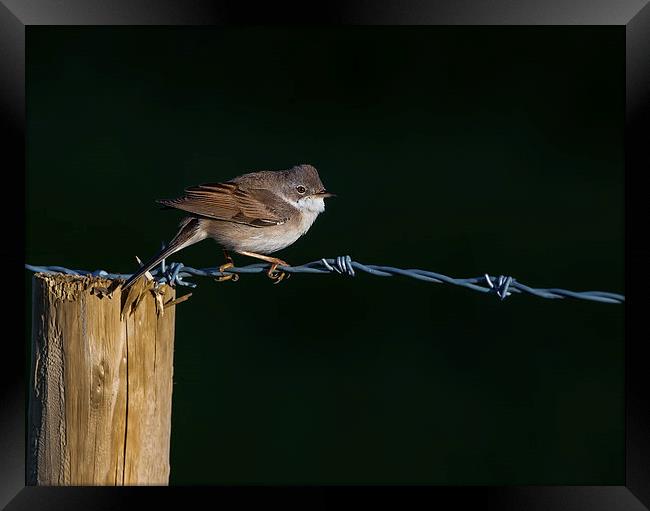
[163, 293, 193, 309]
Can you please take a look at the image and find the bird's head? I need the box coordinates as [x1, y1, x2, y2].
[282, 164, 335, 213]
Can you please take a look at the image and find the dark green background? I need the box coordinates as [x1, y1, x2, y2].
[26, 27, 624, 484]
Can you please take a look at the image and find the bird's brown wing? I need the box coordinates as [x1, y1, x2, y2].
[157, 182, 295, 227]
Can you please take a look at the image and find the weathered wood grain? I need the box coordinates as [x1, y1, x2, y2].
[27, 274, 176, 485]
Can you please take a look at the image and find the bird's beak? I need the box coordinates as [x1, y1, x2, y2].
[313, 189, 336, 198]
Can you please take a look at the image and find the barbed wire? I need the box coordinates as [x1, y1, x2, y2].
[24, 255, 624, 304]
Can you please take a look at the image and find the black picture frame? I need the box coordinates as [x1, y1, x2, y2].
[2, 1, 648, 509]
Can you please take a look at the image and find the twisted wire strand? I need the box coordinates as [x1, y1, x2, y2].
[24, 255, 624, 304]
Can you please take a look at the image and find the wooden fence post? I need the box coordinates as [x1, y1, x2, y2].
[27, 273, 177, 485]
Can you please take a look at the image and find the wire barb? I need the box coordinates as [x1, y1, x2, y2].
[485, 274, 513, 300]
[24, 255, 625, 304]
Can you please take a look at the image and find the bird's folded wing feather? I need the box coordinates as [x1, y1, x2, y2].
[157, 182, 294, 227]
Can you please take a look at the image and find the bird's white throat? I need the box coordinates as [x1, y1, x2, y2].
[296, 196, 325, 214]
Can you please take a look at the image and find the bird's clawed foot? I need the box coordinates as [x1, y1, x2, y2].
[215, 251, 239, 282]
[267, 260, 291, 284]
[216, 261, 239, 282]
[234, 251, 291, 284]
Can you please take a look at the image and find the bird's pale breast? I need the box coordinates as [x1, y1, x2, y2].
[199, 208, 320, 255]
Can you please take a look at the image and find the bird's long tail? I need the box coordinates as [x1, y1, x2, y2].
[121, 217, 204, 290]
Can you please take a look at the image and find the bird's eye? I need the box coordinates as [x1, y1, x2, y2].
[296, 185, 306, 194]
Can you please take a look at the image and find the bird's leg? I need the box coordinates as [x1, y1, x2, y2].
[236, 250, 291, 284]
[215, 249, 239, 282]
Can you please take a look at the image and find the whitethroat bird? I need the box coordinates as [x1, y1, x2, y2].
[122, 164, 334, 289]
